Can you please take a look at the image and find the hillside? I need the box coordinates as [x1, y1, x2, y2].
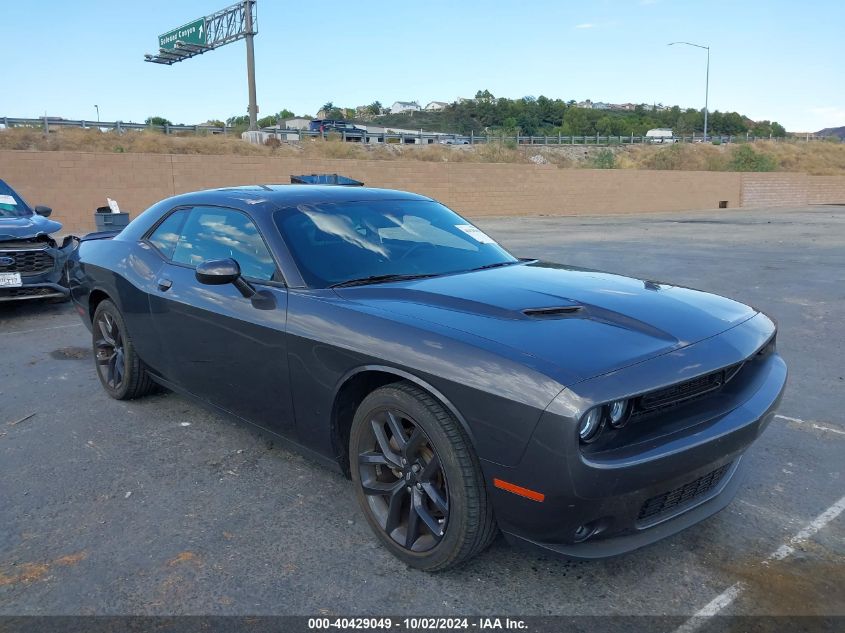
[348, 92, 785, 138]
[817, 126, 845, 139]
[2, 128, 843, 175]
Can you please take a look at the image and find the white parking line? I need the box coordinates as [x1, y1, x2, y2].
[673, 584, 744, 633]
[672, 493, 845, 632]
[769, 495, 845, 561]
[775, 414, 845, 436]
[0, 323, 83, 336]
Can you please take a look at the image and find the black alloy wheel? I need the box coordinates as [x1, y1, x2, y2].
[94, 309, 125, 390]
[91, 299, 157, 400]
[358, 408, 450, 552]
[350, 382, 497, 571]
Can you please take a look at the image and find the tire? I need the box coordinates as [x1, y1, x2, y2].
[349, 382, 497, 571]
[91, 299, 157, 400]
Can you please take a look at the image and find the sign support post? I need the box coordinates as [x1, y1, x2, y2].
[145, 1, 259, 130]
[244, 0, 258, 130]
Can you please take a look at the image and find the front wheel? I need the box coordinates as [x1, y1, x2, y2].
[350, 382, 497, 571]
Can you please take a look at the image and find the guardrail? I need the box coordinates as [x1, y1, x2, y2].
[1, 116, 830, 146]
[0, 117, 231, 135]
[263, 129, 809, 146]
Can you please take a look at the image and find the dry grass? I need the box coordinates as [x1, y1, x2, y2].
[1, 128, 843, 174]
[0, 127, 276, 156]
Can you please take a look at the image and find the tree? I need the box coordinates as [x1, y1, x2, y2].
[771, 121, 787, 137]
[368, 101, 383, 115]
[321, 102, 334, 114]
[145, 116, 172, 127]
[475, 89, 495, 102]
[596, 116, 614, 136]
[256, 109, 296, 128]
[226, 115, 250, 127]
[562, 107, 591, 136]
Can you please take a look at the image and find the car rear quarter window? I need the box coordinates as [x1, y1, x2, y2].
[148, 209, 190, 260]
[169, 207, 277, 282]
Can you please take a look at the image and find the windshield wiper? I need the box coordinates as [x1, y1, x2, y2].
[469, 260, 521, 272]
[330, 273, 439, 288]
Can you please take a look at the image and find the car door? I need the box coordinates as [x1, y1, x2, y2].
[145, 205, 295, 438]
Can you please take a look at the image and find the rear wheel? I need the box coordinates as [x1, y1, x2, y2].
[92, 299, 156, 400]
[350, 382, 497, 571]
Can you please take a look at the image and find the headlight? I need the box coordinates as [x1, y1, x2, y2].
[608, 399, 629, 428]
[578, 408, 602, 442]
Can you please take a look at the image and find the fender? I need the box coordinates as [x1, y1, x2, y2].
[333, 364, 478, 449]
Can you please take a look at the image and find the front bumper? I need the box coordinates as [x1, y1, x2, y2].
[482, 313, 787, 559]
[503, 457, 748, 559]
[0, 241, 75, 302]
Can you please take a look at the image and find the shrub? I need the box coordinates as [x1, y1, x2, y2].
[729, 144, 777, 172]
[591, 149, 616, 169]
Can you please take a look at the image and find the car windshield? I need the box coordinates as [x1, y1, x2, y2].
[0, 194, 32, 218]
[274, 199, 518, 288]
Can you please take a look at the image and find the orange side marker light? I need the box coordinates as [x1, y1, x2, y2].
[493, 478, 545, 502]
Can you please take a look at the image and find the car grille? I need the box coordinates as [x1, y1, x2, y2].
[0, 249, 55, 276]
[632, 363, 744, 417]
[638, 462, 732, 521]
[0, 287, 58, 298]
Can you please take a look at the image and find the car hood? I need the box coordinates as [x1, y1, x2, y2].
[0, 214, 63, 241]
[335, 261, 757, 383]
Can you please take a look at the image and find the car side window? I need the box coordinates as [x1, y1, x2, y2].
[170, 207, 277, 282]
[148, 209, 190, 260]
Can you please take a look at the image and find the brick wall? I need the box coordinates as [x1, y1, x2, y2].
[807, 176, 845, 204]
[1, 150, 842, 235]
[740, 173, 810, 207]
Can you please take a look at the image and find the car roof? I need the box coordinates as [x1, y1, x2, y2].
[169, 185, 434, 210]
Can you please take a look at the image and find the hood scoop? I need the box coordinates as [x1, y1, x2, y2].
[522, 305, 584, 319]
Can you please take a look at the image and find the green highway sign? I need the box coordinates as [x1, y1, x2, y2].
[158, 18, 206, 50]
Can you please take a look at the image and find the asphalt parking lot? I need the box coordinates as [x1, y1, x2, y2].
[1, 204, 843, 619]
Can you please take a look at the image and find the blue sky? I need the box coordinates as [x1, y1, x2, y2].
[3, 0, 843, 131]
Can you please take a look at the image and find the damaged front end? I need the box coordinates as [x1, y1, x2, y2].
[0, 233, 78, 302]
[0, 180, 78, 302]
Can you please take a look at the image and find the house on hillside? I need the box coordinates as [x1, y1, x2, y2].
[390, 101, 421, 114]
[576, 100, 593, 109]
[425, 101, 449, 112]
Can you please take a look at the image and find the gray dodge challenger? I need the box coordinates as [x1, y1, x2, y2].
[68, 184, 787, 570]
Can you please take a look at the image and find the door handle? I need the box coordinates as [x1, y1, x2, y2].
[157, 277, 172, 291]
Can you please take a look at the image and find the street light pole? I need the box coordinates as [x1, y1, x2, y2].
[668, 41, 710, 140]
[94, 104, 100, 123]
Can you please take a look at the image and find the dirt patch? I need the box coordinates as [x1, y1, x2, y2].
[0, 550, 87, 587]
[50, 346, 91, 360]
[0, 562, 50, 587]
[55, 551, 88, 566]
[725, 545, 845, 615]
[167, 551, 201, 566]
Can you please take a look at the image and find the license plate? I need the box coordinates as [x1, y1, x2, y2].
[0, 272, 22, 287]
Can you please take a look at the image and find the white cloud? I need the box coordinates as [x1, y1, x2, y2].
[575, 23, 595, 29]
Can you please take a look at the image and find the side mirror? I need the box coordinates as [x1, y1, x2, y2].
[195, 258, 255, 298]
[34, 205, 53, 217]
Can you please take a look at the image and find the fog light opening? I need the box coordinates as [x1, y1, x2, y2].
[573, 522, 599, 543]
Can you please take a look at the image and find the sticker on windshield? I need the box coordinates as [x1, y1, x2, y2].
[455, 224, 496, 244]
[0, 195, 17, 205]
